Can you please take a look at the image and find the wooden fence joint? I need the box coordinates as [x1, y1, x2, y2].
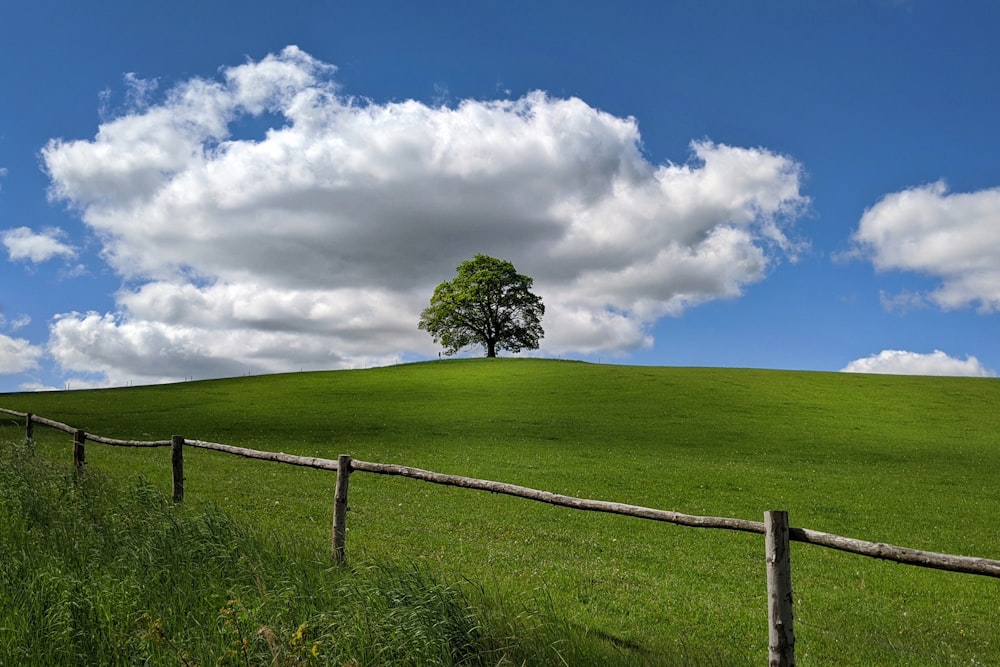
[171, 435, 185, 503]
[332, 454, 352, 565]
[73, 429, 86, 471]
[765, 510, 795, 667]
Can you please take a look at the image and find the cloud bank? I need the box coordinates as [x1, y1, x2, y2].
[852, 181, 1000, 312]
[40, 46, 809, 386]
[841, 349, 996, 377]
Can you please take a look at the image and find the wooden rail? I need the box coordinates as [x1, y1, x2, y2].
[5, 406, 1000, 665]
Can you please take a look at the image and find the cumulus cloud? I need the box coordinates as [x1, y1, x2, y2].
[852, 181, 1000, 312]
[41, 46, 809, 385]
[2, 226, 77, 263]
[841, 349, 996, 377]
[0, 334, 44, 375]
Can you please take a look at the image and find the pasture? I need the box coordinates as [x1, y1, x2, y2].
[2, 359, 999, 664]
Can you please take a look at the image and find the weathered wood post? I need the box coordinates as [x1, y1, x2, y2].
[171, 435, 185, 503]
[765, 510, 795, 667]
[25, 413, 33, 440]
[73, 429, 86, 471]
[332, 454, 352, 565]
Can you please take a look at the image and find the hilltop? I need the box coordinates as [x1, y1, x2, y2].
[3, 359, 999, 664]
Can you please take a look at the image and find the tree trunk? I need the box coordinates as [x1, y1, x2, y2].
[486, 339, 497, 357]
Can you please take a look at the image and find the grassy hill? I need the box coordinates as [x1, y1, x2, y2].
[3, 359, 999, 664]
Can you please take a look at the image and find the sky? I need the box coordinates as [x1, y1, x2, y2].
[2, 1, 1000, 392]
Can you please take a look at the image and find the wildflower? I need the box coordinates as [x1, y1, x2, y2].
[291, 621, 308, 646]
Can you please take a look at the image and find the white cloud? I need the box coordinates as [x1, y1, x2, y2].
[1, 314, 31, 331]
[878, 290, 927, 314]
[41, 46, 809, 385]
[15, 382, 65, 392]
[2, 226, 77, 263]
[0, 334, 44, 374]
[841, 349, 996, 377]
[123, 72, 160, 110]
[852, 181, 1000, 312]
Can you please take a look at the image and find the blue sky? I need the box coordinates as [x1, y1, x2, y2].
[2, 1, 1000, 392]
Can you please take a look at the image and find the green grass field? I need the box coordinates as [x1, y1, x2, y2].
[3, 359, 999, 665]
[3, 436, 636, 666]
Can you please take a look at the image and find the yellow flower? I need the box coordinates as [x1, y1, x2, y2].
[291, 621, 308, 646]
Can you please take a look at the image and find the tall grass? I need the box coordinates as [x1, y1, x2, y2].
[3, 359, 1000, 664]
[0, 437, 649, 666]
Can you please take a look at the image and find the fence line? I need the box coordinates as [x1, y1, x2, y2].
[5, 407, 1000, 665]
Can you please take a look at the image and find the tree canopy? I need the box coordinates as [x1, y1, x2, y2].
[418, 254, 544, 358]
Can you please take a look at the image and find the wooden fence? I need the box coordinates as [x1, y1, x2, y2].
[4, 406, 1000, 666]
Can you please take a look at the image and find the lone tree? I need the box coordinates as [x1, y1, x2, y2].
[419, 254, 544, 358]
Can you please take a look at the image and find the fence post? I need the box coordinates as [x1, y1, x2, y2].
[25, 413, 34, 440]
[765, 510, 795, 667]
[73, 429, 86, 471]
[171, 435, 185, 503]
[332, 454, 352, 565]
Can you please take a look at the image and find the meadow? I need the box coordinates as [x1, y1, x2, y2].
[2, 358, 999, 665]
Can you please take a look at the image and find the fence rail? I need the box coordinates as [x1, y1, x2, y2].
[4, 406, 1000, 666]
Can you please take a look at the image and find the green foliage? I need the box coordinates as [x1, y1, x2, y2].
[419, 254, 544, 357]
[3, 360, 1000, 664]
